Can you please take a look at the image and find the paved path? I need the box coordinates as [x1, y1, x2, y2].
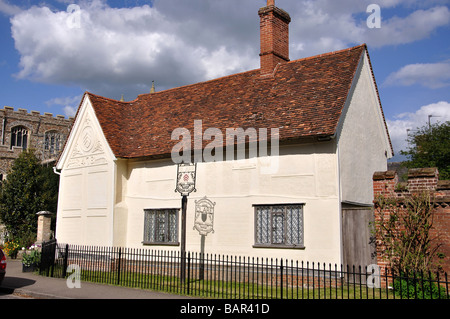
[0, 259, 190, 299]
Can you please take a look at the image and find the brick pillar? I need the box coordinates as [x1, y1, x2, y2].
[407, 167, 439, 192]
[373, 170, 398, 197]
[372, 171, 398, 277]
[36, 211, 53, 245]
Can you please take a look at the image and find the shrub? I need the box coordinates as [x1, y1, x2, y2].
[22, 246, 41, 267]
[3, 240, 20, 258]
[394, 272, 448, 299]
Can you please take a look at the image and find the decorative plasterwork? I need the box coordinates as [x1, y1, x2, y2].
[67, 115, 107, 169]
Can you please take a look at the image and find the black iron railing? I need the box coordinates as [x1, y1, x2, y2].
[39, 241, 449, 299]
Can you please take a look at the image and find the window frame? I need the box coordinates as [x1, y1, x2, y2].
[253, 203, 305, 249]
[10, 126, 28, 150]
[44, 130, 63, 155]
[142, 208, 180, 246]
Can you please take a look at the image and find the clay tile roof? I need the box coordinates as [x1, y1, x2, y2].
[87, 44, 378, 159]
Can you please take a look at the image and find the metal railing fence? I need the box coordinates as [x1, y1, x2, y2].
[39, 241, 449, 299]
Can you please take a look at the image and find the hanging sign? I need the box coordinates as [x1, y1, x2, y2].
[194, 196, 215, 236]
[175, 163, 197, 196]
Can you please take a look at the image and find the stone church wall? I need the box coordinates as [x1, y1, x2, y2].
[0, 106, 74, 177]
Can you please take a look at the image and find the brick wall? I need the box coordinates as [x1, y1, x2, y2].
[373, 167, 450, 274]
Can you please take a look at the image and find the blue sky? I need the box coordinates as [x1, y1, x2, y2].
[0, 0, 449, 161]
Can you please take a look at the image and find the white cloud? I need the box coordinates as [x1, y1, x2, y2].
[384, 62, 450, 89]
[387, 101, 450, 160]
[201, 46, 258, 79]
[46, 95, 82, 117]
[0, 0, 21, 16]
[285, 1, 450, 58]
[364, 6, 450, 47]
[7, 0, 450, 100]
[10, 0, 260, 99]
[63, 106, 77, 117]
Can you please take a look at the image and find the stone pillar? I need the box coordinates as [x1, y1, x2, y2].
[36, 211, 53, 245]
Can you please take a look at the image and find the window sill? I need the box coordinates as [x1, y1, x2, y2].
[253, 244, 305, 250]
[142, 241, 180, 246]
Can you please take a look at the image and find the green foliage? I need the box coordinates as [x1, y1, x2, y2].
[22, 246, 41, 267]
[400, 121, 450, 180]
[0, 149, 59, 239]
[15, 229, 37, 249]
[394, 272, 448, 299]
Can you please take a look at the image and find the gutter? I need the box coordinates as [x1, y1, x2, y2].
[52, 167, 61, 176]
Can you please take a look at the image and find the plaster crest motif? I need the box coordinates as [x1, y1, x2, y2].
[67, 114, 106, 168]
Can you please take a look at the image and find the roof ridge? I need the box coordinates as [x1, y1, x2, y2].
[136, 68, 261, 100]
[287, 43, 366, 64]
[87, 91, 135, 104]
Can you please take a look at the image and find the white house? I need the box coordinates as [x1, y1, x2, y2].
[55, 1, 393, 267]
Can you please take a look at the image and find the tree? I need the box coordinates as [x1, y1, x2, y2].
[0, 149, 59, 242]
[400, 121, 450, 180]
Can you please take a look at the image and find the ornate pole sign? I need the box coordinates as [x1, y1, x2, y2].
[175, 163, 197, 196]
[194, 197, 215, 236]
[194, 196, 215, 280]
[175, 163, 197, 282]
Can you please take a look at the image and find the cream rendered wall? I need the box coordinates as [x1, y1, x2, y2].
[113, 159, 129, 247]
[337, 52, 391, 205]
[56, 97, 116, 246]
[122, 142, 343, 264]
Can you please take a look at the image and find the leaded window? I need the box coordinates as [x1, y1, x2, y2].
[254, 204, 304, 248]
[10, 126, 28, 150]
[143, 209, 179, 245]
[44, 131, 62, 155]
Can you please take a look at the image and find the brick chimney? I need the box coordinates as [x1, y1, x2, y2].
[259, 0, 291, 77]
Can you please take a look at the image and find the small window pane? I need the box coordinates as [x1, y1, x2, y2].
[44, 131, 63, 156]
[272, 213, 284, 244]
[144, 209, 178, 245]
[255, 204, 304, 247]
